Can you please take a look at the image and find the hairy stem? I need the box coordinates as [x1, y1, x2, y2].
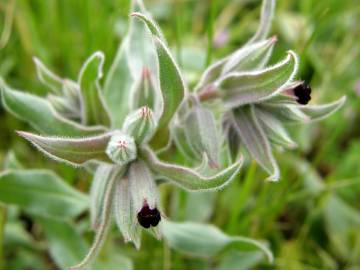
[198, 85, 219, 102]
[69, 168, 119, 270]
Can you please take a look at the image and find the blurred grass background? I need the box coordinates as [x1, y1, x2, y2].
[1, 0, 360, 269]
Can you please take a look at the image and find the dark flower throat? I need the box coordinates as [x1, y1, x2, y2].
[137, 205, 161, 228]
[294, 83, 311, 105]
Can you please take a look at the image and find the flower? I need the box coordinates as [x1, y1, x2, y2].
[192, 0, 346, 181]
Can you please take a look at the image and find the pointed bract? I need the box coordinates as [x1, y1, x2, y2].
[78, 51, 111, 127]
[17, 131, 113, 166]
[231, 106, 279, 181]
[141, 147, 243, 191]
[217, 51, 298, 108]
[184, 104, 220, 168]
[33, 57, 63, 94]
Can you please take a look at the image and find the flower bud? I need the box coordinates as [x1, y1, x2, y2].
[131, 67, 157, 110]
[122, 106, 157, 145]
[105, 131, 137, 166]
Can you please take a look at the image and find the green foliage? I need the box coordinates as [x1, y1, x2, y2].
[0, 0, 359, 269]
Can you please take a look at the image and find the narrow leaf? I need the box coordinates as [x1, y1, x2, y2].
[104, 38, 133, 128]
[33, 57, 63, 93]
[217, 51, 298, 108]
[17, 131, 113, 166]
[298, 96, 346, 121]
[195, 58, 227, 92]
[126, 1, 158, 79]
[232, 106, 279, 181]
[184, 105, 220, 167]
[141, 147, 243, 191]
[90, 164, 113, 229]
[131, 12, 165, 41]
[259, 103, 310, 123]
[78, 51, 111, 127]
[248, 0, 276, 44]
[161, 220, 273, 262]
[153, 37, 186, 131]
[171, 122, 199, 162]
[0, 169, 88, 219]
[255, 107, 297, 148]
[222, 37, 277, 74]
[0, 78, 105, 136]
[37, 217, 89, 270]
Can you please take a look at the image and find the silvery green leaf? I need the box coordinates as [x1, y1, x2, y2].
[221, 37, 277, 75]
[141, 147, 243, 191]
[78, 51, 111, 127]
[232, 106, 279, 181]
[259, 103, 310, 123]
[261, 93, 298, 106]
[126, 1, 157, 79]
[37, 217, 89, 270]
[194, 58, 227, 92]
[17, 131, 112, 166]
[104, 38, 133, 128]
[0, 78, 105, 136]
[70, 166, 120, 270]
[33, 57, 63, 93]
[131, 11, 165, 41]
[105, 132, 137, 166]
[131, 68, 157, 111]
[90, 164, 114, 230]
[114, 177, 141, 249]
[184, 104, 220, 167]
[63, 79, 80, 101]
[218, 250, 265, 270]
[217, 51, 298, 108]
[3, 151, 24, 170]
[47, 94, 80, 120]
[255, 107, 297, 148]
[298, 96, 346, 121]
[248, 0, 276, 44]
[152, 37, 186, 132]
[128, 160, 158, 213]
[223, 114, 241, 162]
[0, 169, 88, 219]
[122, 106, 157, 145]
[161, 219, 273, 263]
[171, 122, 199, 162]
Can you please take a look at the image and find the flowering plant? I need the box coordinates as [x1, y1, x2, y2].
[0, 0, 345, 269]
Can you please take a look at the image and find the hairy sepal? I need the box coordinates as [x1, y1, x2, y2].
[114, 177, 142, 249]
